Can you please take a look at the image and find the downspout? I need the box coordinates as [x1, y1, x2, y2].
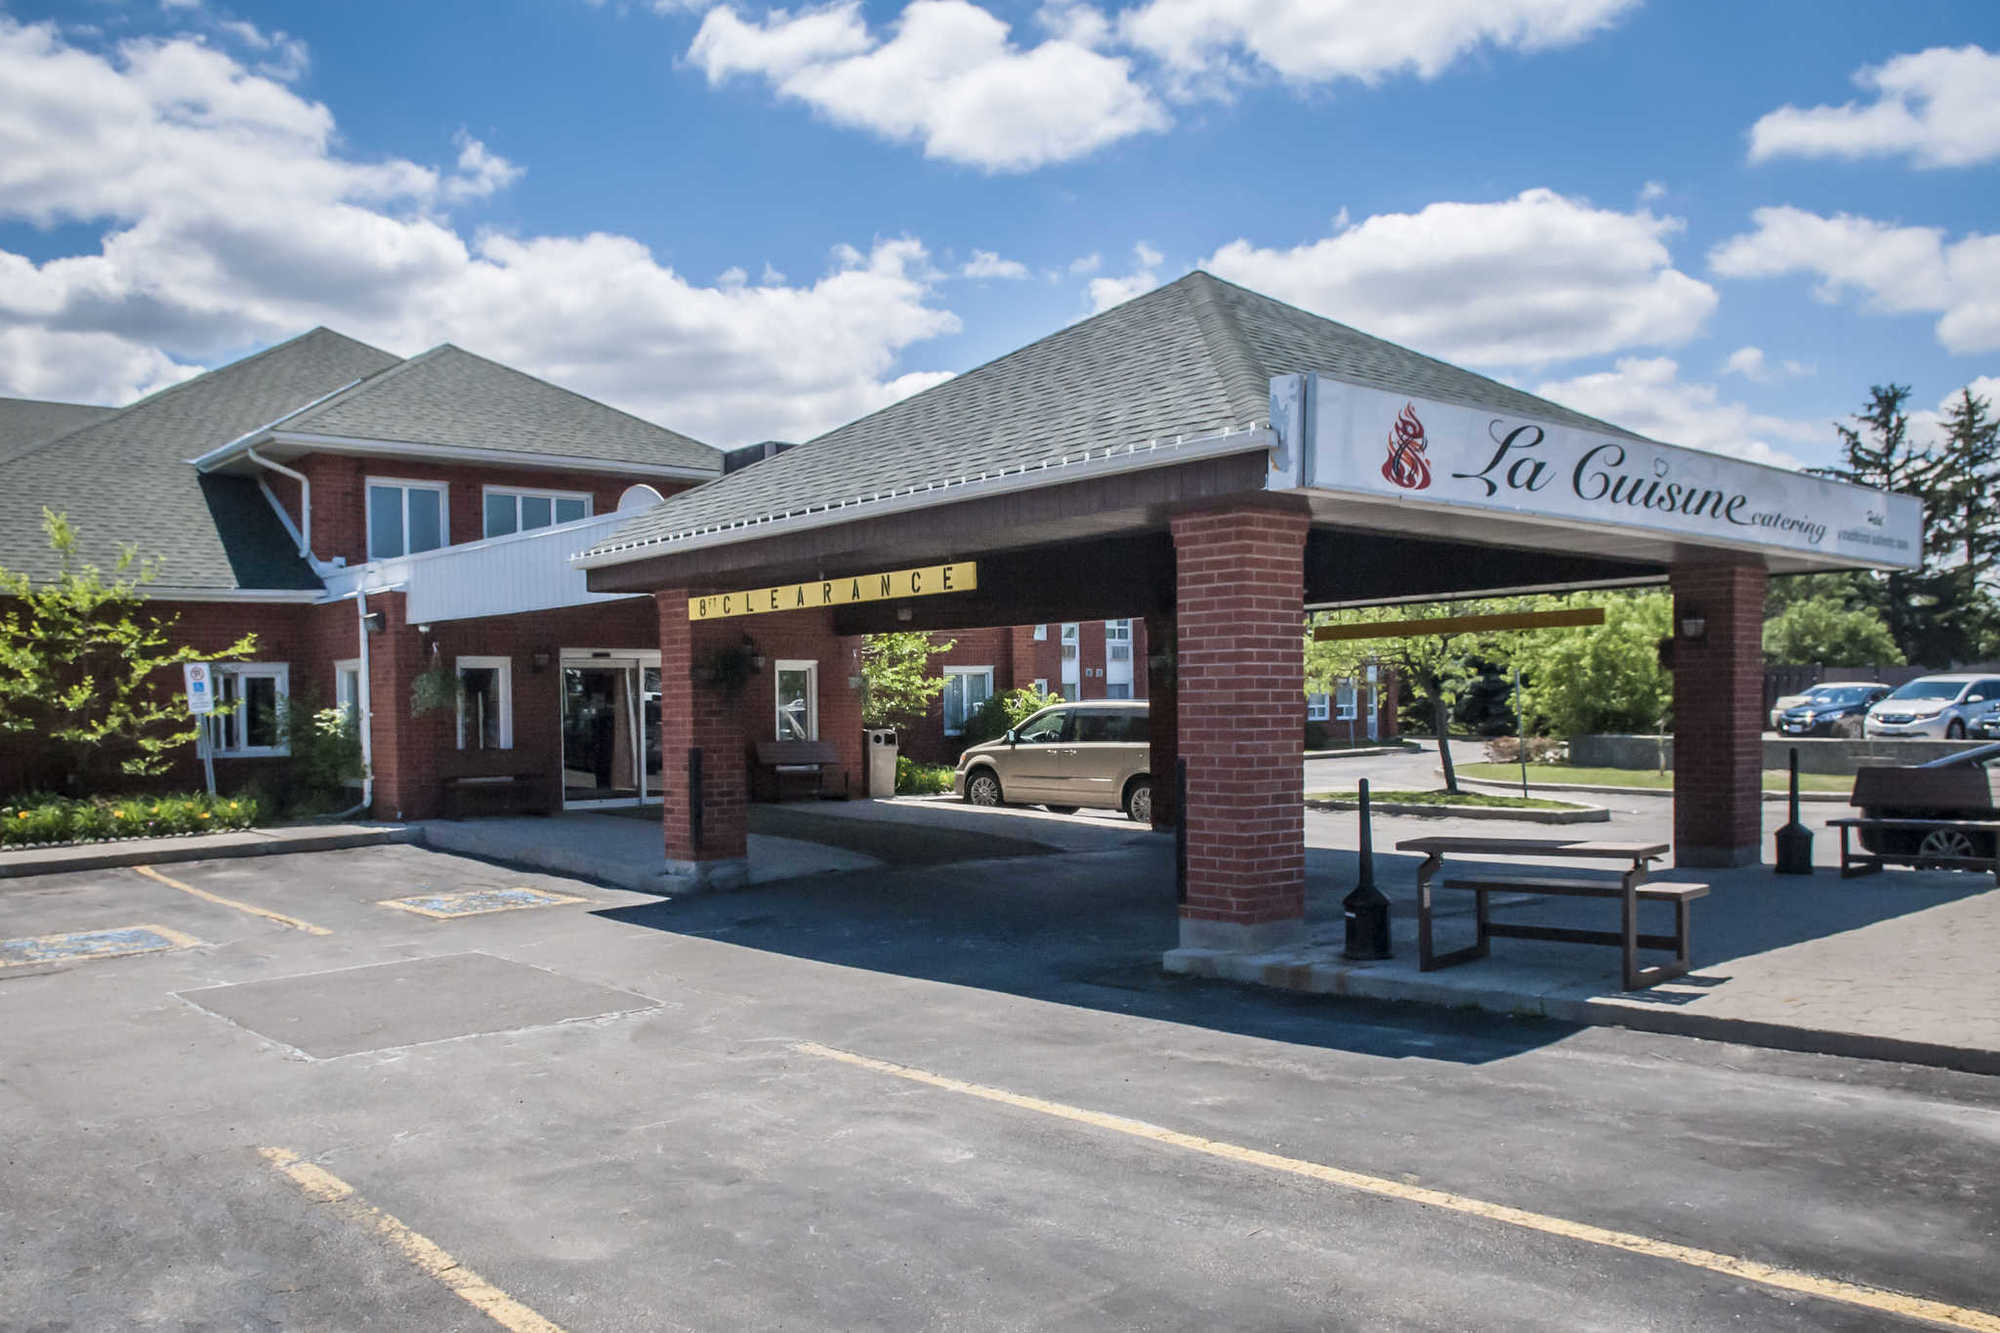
[327, 586, 376, 821]
[246, 447, 314, 563]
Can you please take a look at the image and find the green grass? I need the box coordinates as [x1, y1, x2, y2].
[1457, 763, 1852, 794]
[1310, 787, 1586, 811]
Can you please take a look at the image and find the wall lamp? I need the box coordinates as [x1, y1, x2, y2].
[1679, 614, 1707, 641]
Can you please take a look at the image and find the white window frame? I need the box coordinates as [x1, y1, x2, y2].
[481, 485, 594, 539]
[455, 655, 514, 751]
[207, 663, 290, 757]
[942, 665, 995, 736]
[1032, 678, 1049, 696]
[366, 476, 450, 560]
[1032, 624, 1048, 641]
[334, 658, 363, 723]
[1306, 693, 1332, 722]
[775, 659, 818, 741]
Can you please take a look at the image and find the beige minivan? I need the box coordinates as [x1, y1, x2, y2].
[954, 699, 1152, 822]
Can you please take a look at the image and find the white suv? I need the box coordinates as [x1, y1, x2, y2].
[1864, 675, 2000, 740]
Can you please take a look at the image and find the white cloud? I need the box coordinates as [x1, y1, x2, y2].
[1068, 252, 1102, 274]
[1119, 0, 1634, 87]
[688, 0, 1167, 171]
[1721, 346, 1811, 383]
[1709, 206, 2000, 354]
[1638, 179, 1666, 202]
[1204, 188, 1717, 367]
[1747, 45, 2000, 168]
[1534, 357, 1820, 468]
[0, 18, 962, 443]
[961, 249, 1029, 279]
[1086, 241, 1165, 312]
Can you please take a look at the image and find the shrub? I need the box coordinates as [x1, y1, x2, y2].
[959, 687, 1063, 749]
[1482, 736, 1568, 764]
[0, 791, 260, 846]
[895, 756, 955, 795]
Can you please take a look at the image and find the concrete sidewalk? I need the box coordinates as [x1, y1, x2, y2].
[1170, 850, 2000, 1074]
[0, 822, 414, 879]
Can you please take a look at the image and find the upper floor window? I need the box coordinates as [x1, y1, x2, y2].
[483, 487, 591, 539]
[367, 479, 447, 560]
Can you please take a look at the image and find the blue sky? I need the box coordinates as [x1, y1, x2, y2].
[1, 0, 1996, 464]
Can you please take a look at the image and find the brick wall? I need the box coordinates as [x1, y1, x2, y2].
[1171, 505, 1308, 941]
[1671, 563, 1768, 867]
[269, 453, 697, 568]
[897, 626, 1014, 765]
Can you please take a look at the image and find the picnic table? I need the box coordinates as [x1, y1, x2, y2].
[1393, 837, 1706, 991]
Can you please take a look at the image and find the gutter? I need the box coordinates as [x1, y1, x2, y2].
[573, 422, 1275, 570]
[245, 447, 317, 565]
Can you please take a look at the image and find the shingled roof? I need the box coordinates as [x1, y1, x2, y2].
[273, 344, 719, 476]
[0, 396, 115, 463]
[584, 270, 1652, 564]
[0, 329, 400, 591]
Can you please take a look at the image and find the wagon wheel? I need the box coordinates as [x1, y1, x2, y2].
[1916, 827, 1978, 868]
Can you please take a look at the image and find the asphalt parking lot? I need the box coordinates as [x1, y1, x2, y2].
[3, 840, 1998, 1331]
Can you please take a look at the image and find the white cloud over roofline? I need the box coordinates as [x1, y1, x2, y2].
[1533, 357, 1820, 469]
[0, 17, 961, 443]
[1203, 189, 1718, 368]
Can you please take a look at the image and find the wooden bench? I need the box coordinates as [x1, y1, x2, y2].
[440, 771, 553, 818]
[1396, 837, 1706, 991]
[1826, 817, 2000, 883]
[751, 740, 849, 802]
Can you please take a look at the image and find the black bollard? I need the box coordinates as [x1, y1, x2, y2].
[1343, 778, 1393, 959]
[1774, 746, 1814, 875]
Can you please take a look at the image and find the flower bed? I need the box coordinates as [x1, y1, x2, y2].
[1, 792, 262, 848]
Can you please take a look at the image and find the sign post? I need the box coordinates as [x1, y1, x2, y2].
[183, 662, 216, 798]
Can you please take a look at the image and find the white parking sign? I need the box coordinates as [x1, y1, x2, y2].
[183, 662, 214, 714]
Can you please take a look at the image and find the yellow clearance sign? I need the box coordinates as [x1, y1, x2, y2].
[689, 562, 977, 621]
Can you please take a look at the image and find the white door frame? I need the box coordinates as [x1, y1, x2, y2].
[560, 649, 663, 809]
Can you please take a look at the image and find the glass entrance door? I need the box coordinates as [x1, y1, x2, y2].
[563, 664, 639, 805]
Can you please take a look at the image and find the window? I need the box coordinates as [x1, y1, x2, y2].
[367, 479, 447, 559]
[456, 656, 513, 750]
[1061, 682, 1080, 701]
[207, 664, 289, 756]
[1306, 693, 1331, 722]
[1073, 710, 1146, 742]
[776, 660, 818, 740]
[483, 487, 592, 538]
[1032, 678, 1049, 696]
[1016, 709, 1069, 744]
[1105, 619, 1132, 662]
[334, 658, 363, 725]
[1105, 683, 1132, 700]
[1059, 622, 1079, 659]
[943, 666, 994, 735]
[1032, 624, 1047, 641]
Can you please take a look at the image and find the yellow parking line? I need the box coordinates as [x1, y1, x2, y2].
[794, 1042, 2000, 1333]
[133, 864, 331, 936]
[259, 1147, 566, 1333]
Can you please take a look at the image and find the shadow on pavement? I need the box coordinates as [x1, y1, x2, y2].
[594, 833, 1582, 1067]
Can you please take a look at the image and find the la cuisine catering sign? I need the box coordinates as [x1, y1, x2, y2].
[1268, 375, 1923, 569]
[689, 562, 977, 621]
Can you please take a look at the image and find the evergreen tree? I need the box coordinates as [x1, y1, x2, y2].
[1930, 388, 2000, 649]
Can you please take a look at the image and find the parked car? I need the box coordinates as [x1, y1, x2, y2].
[1863, 674, 2000, 740]
[1771, 681, 1891, 737]
[1850, 742, 2000, 867]
[955, 700, 1152, 822]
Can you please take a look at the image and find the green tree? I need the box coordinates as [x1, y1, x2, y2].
[1762, 596, 1904, 667]
[1930, 387, 2000, 580]
[1491, 591, 1673, 739]
[858, 631, 955, 732]
[1307, 600, 1501, 792]
[0, 510, 255, 793]
[960, 685, 1062, 748]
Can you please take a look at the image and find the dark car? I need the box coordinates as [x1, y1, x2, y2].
[1774, 682, 1891, 738]
[1851, 742, 2000, 866]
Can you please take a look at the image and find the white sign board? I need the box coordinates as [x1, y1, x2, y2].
[1268, 375, 1923, 570]
[183, 662, 214, 714]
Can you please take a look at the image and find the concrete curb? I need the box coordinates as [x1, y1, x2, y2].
[1303, 744, 1422, 760]
[1306, 796, 1609, 825]
[1452, 774, 1850, 804]
[1163, 947, 2000, 1076]
[0, 825, 416, 879]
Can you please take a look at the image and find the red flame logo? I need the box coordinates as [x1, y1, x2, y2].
[1382, 402, 1431, 490]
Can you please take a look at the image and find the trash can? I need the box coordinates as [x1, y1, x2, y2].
[866, 728, 899, 797]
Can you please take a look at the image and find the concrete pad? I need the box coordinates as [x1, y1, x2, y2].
[177, 952, 658, 1058]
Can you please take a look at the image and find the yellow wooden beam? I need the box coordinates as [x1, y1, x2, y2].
[1312, 606, 1606, 642]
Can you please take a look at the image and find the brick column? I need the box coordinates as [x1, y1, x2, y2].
[365, 590, 450, 821]
[1170, 505, 1308, 951]
[1144, 610, 1178, 832]
[1671, 562, 1768, 868]
[656, 591, 748, 889]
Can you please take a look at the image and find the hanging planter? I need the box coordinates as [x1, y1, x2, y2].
[410, 663, 459, 717]
[695, 636, 760, 697]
